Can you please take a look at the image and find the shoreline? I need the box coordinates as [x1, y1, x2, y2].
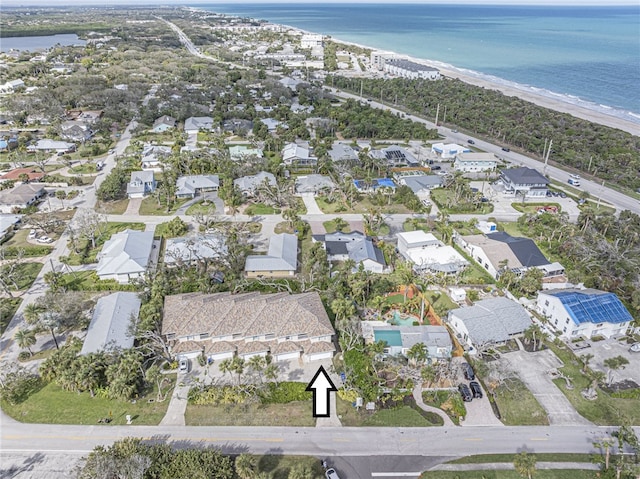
[201, 7, 639, 136]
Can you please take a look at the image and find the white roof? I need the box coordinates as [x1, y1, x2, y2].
[397, 230, 439, 246]
[404, 245, 469, 273]
[245, 233, 298, 272]
[97, 229, 154, 276]
[80, 292, 141, 355]
[28, 139, 75, 151]
[164, 234, 226, 264]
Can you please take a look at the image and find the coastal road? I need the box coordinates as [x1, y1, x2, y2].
[2, 414, 638, 477]
[330, 88, 640, 215]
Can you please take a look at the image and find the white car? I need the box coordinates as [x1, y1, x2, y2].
[570, 174, 581, 179]
[629, 343, 640, 353]
[325, 468, 341, 479]
[28, 229, 37, 239]
[37, 236, 53, 243]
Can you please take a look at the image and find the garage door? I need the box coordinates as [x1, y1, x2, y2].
[208, 351, 234, 361]
[275, 351, 300, 362]
[304, 351, 333, 363]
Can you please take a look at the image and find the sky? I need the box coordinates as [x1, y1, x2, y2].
[3, 0, 639, 6]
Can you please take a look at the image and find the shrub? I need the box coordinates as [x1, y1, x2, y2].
[17, 351, 30, 362]
[261, 382, 311, 404]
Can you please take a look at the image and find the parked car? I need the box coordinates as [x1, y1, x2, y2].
[462, 362, 475, 381]
[178, 358, 190, 372]
[559, 192, 567, 198]
[480, 197, 489, 203]
[501, 147, 510, 152]
[467, 139, 475, 144]
[431, 165, 442, 170]
[629, 343, 640, 353]
[325, 468, 341, 479]
[469, 381, 483, 399]
[28, 229, 37, 239]
[37, 236, 53, 243]
[458, 383, 473, 402]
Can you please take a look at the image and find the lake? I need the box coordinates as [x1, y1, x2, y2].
[1, 34, 86, 53]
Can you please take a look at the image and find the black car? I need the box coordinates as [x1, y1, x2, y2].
[467, 139, 475, 144]
[501, 147, 510, 152]
[431, 165, 442, 170]
[458, 383, 473, 402]
[469, 381, 483, 399]
[462, 362, 475, 381]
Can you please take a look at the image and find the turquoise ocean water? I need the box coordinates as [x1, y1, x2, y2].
[198, 3, 640, 124]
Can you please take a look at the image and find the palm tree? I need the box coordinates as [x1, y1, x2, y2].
[513, 452, 536, 479]
[230, 356, 245, 385]
[287, 463, 314, 479]
[523, 323, 543, 351]
[22, 303, 44, 326]
[234, 453, 257, 479]
[247, 355, 267, 383]
[218, 358, 233, 383]
[406, 342, 428, 367]
[14, 328, 36, 356]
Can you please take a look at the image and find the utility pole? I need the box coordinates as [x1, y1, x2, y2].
[596, 180, 604, 209]
[359, 80, 363, 98]
[434, 103, 440, 126]
[543, 139, 552, 176]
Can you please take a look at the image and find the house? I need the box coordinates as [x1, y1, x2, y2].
[222, 119, 253, 134]
[126, 171, 156, 198]
[164, 234, 226, 266]
[453, 153, 498, 173]
[60, 121, 93, 142]
[0, 79, 25, 94]
[396, 230, 468, 274]
[383, 59, 440, 80]
[162, 291, 335, 363]
[66, 110, 103, 123]
[152, 115, 177, 133]
[0, 167, 45, 183]
[499, 167, 549, 197]
[312, 231, 387, 273]
[370, 145, 419, 167]
[140, 143, 172, 171]
[0, 137, 18, 152]
[80, 292, 141, 355]
[279, 76, 303, 90]
[228, 145, 264, 162]
[234, 171, 276, 197]
[295, 174, 335, 194]
[0, 184, 45, 213]
[96, 229, 155, 283]
[259, 118, 287, 132]
[245, 233, 298, 278]
[0, 214, 22, 241]
[537, 288, 632, 340]
[184, 116, 214, 134]
[328, 143, 359, 163]
[455, 231, 564, 280]
[175, 174, 219, 198]
[396, 174, 443, 194]
[282, 142, 316, 166]
[431, 143, 470, 160]
[361, 322, 452, 361]
[27, 139, 75, 153]
[447, 297, 532, 353]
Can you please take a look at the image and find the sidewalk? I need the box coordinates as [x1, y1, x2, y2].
[412, 385, 455, 426]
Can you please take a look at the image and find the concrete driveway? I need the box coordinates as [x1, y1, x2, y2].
[450, 358, 503, 427]
[495, 349, 592, 425]
[300, 193, 324, 215]
[578, 337, 640, 386]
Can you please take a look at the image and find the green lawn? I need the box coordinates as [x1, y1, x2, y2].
[59, 270, 139, 292]
[185, 200, 218, 216]
[0, 297, 22, 335]
[2, 262, 43, 290]
[245, 203, 281, 215]
[420, 471, 599, 479]
[96, 199, 129, 215]
[421, 391, 466, 425]
[69, 163, 97, 174]
[336, 398, 443, 427]
[1, 380, 174, 426]
[547, 342, 640, 425]
[139, 196, 191, 215]
[64, 222, 145, 265]
[431, 189, 494, 214]
[492, 378, 549, 426]
[316, 196, 414, 214]
[185, 401, 316, 427]
[511, 202, 562, 214]
[322, 220, 351, 234]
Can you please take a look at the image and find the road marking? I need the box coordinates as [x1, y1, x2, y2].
[332, 438, 351, 442]
[4, 434, 284, 443]
[530, 437, 549, 441]
[463, 438, 483, 441]
[371, 473, 421, 477]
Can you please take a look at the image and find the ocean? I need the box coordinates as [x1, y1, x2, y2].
[197, 3, 640, 124]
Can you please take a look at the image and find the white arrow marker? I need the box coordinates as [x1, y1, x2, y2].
[306, 365, 338, 418]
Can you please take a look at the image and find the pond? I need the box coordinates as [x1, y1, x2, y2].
[1, 34, 86, 52]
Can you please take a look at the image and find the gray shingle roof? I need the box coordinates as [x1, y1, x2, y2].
[450, 297, 532, 345]
[175, 175, 219, 196]
[234, 171, 276, 194]
[245, 233, 298, 272]
[97, 229, 154, 276]
[501, 167, 549, 186]
[80, 292, 141, 355]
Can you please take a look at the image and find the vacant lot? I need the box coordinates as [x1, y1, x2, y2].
[186, 401, 316, 427]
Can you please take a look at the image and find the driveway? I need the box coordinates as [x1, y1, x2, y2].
[176, 192, 224, 216]
[300, 193, 324, 215]
[495, 349, 592, 425]
[578, 337, 640, 386]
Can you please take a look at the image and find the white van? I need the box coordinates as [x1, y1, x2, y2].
[568, 178, 580, 186]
